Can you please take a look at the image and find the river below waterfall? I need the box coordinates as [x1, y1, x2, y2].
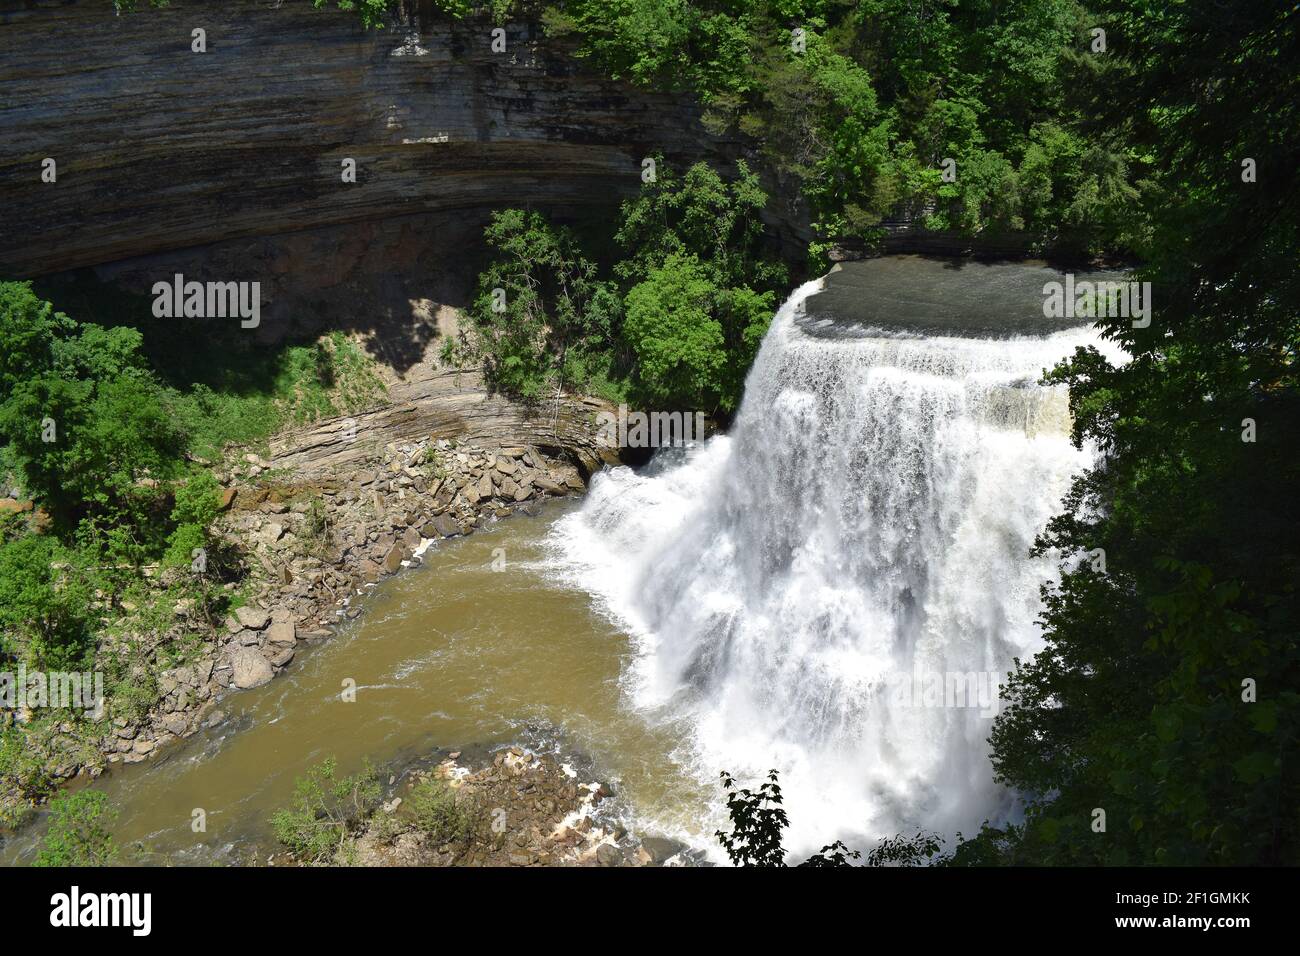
[1, 256, 1127, 866]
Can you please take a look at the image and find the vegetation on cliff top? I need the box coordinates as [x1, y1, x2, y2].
[317, 0, 1148, 261]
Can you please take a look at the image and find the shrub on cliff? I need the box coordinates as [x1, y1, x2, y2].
[0, 535, 95, 671]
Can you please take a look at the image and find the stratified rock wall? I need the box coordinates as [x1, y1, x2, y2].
[1, 0, 812, 336]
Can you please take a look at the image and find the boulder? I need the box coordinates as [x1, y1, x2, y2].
[639, 836, 685, 865]
[161, 713, 189, 737]
[266, 618, 297, 645]
[431, 513, 460, 538]
[534, 475, 566, 495]
[382, 543, 406, 573]
[268, 645, 295, 668]
[595, 843, 622, 867]
[234, 606, 269, 630]
[230, 646, 274, 689]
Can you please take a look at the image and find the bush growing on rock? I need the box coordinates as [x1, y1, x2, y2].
[271, 757, 383, 865]
[407, 776, 474, 847]
[0, 282, 184, 537]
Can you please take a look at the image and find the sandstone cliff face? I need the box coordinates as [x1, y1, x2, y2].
[0, 0, 808, 339]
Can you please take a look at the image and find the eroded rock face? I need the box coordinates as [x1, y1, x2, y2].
[266, 366, 619, 477]
[0, 1, 799, 339]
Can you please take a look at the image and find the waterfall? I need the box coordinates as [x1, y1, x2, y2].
[549, 274, 1120, 858]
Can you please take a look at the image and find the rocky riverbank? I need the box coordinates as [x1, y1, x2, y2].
[106, 431, 603, 768]
[344, 746, 696, 868]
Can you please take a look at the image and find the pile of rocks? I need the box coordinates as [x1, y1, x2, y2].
[353, 747, 694, 868]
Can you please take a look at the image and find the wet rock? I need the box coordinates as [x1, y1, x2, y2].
[268, 645, 295, 668]
[431, 513, 460, 538]
[639, 836, 685, 864]
[596, 843, 622, 867]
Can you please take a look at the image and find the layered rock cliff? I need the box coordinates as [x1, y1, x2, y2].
[267, 365, 618, 478]
[0, 0, 803, 341]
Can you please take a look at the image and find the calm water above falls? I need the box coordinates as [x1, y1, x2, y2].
[2, 258, 1126, 865]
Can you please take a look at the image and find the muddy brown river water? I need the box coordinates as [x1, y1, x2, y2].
[1, 501, 715, 865]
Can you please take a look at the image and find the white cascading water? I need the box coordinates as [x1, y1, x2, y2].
[550, 276, 1119, 858]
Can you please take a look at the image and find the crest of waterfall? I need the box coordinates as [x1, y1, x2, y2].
[550, 276, 1122, 857]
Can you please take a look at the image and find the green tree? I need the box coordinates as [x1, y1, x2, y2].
[623, 255, 772, 413]
[270, 757, 383, 864]
[0, 536, 94, 670]
[0, 282, 185, 535]
[966, 0, 1300, 866]
[162, 469, 222, 569]
[460, 210, 623, 402]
